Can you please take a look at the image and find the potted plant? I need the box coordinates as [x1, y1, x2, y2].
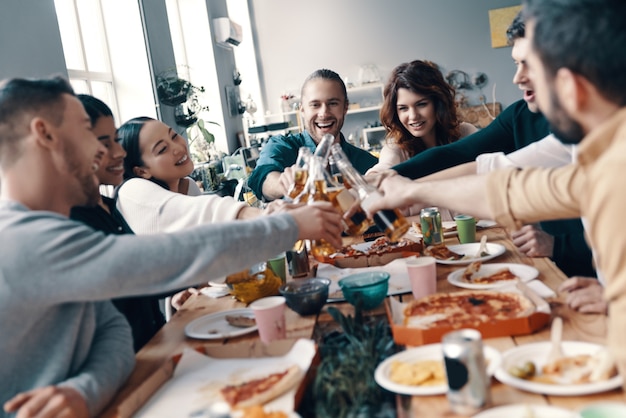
[155, 70, 205, 106]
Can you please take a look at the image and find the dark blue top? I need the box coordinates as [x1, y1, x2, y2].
[394, 99, 595, 278]
[248, 131, 378, 200]
[394, 100, 550, 179]
[70, 196, 166, 352]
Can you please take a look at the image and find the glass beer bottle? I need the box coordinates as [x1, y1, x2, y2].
[307, 156, 337, 257]
[326, 155, 373, 236]
[330, 144, 410, 242]
[314, 133, 334, 163]
[286, 147, 312, 201]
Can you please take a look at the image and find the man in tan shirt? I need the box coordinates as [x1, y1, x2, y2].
[366, 0, 626, 383]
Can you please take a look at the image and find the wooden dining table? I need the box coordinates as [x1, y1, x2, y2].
[100, 221, 624, 417]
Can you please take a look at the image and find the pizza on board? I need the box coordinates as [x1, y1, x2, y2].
[403, 290, 535, 329]
[332, 237, 419, 258]
[219, 365, 303, 409]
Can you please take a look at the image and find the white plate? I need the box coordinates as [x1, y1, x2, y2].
[374, 343, 501, 396]
[184, 308, 258, 340]
[434, 243, 506, 265]
[494, 341, 622, 396]
[447, 263, 539, 290]
[134, 339, 315, 417]
[472, 404, 575, 418]
[476, 219, 497, 229]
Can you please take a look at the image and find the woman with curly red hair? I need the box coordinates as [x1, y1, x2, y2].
[367, 60, 476, 175]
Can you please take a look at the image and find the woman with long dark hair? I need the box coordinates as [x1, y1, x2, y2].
[71, 96, 166, 351]
[115, 117, 262, 234]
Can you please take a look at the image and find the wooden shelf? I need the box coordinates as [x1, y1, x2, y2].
[347, 105, 381, 115]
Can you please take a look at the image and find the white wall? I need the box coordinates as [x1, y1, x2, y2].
[0, 0, 523, 152]
[0, 0, 67, 79]
[249, 0, 522, 114]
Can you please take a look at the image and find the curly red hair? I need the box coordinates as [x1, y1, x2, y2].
[379, 60, 461, 157]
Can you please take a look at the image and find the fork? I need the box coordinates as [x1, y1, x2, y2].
[546, 317, 564, 365]
[474, 235, 488, 258]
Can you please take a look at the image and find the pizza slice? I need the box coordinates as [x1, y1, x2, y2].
[461, 261, 519, 284]
[225, 315, 256, 328]
[424, 244, 464, 260]
[461, 261, 482, 282]
[472, 268, 518, 284]
[219, 364, 303, 409]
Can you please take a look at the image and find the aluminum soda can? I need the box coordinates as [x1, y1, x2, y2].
[420, 207, 443, 246]
[442, 329, 491, 415]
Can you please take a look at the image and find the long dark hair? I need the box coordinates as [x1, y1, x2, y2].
[117, 116, 169, 190]
[77, 94, 113, 126]
[379, 60, 461, 157]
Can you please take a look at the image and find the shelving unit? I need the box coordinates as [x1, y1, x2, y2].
[245, 109, 301, 148]
[344, 83, 385, 149]
[362, 126, 386, 149]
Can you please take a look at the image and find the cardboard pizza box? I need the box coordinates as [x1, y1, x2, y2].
[385, 284, 551, 347]
[111, 338, 318, 418]
[314, 240, 423, 269]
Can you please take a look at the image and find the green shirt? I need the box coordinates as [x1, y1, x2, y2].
[248, 131, 378, 200]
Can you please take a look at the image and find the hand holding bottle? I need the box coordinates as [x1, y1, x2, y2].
[285, 147, 312, 200]
[288, 202, 344, 249]
[331, 144, 409, 242]
[361, 173, 420, 216]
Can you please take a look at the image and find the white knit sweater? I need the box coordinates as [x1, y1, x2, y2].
[116, 177, 247, 234]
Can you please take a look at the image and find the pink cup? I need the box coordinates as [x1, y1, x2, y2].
[249, 296, 287, 344]
[406, 256, 437, 300]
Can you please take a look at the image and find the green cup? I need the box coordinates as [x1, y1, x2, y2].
[267, 252, 287, 284]
[454, 215, 476, 244]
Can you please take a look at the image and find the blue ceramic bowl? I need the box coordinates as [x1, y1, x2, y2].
[338, 271, 390, 310]
[279, 277, 331, 316]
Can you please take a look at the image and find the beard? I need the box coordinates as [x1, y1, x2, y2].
[63, 144, 101, 207]
[546, 90, 585, 145]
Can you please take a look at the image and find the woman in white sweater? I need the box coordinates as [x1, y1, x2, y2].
[116, 117, 262, 234]
[116, 116, 343, 308]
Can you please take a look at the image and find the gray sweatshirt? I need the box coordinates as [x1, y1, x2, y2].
[0, 200, 298, 417]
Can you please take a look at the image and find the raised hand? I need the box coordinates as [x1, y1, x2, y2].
[288, 201, 343, 249]
[363, 174, 419, 216]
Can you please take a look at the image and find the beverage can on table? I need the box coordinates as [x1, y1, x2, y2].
[420, 207, 443, 246]
[442, 329, 491, 415]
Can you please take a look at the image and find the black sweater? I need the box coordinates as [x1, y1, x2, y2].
[71, 196, 166, 352]
[394, 100, 595, 278]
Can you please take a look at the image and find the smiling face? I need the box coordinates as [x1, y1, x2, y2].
[525, 20, 585, 144]
[56, 94, 104, 207]
[92, 115, 126, 186]
[133, 120, 194, 188]
[395, 88, 437, 147]
[300, 78, 348, 144]
[511, 37, 538, 113]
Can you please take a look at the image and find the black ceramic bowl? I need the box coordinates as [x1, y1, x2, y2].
[279, 277, 331, 316]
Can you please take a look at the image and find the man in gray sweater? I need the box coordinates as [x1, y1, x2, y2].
[0, 77, 343, 418]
